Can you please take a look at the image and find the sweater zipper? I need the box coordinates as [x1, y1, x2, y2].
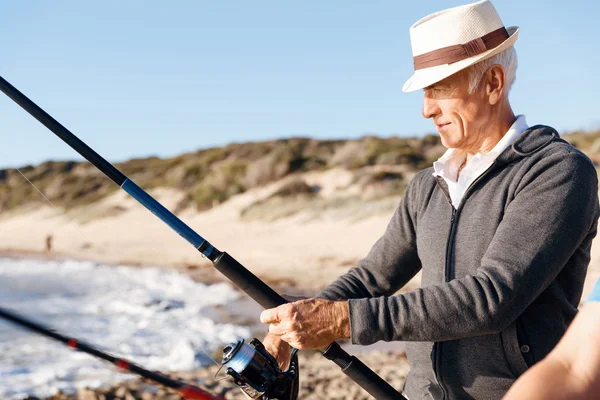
[432, 177, 454, 399]
[432, 164, 496, 399]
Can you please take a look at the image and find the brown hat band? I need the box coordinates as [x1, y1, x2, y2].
[413, 27, 510, 70]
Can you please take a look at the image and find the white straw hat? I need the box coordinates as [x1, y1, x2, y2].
[402, 0, 519, 92]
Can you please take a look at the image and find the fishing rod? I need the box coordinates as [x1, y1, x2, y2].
[0, 306, 222, 400]
[0, 75, 405, 400]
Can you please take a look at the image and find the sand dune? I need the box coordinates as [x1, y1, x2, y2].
[0, 167, 597, 300]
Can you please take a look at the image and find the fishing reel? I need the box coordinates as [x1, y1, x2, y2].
[216, 338, 299, 400]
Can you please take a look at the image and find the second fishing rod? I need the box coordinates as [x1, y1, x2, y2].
[0, 307, 222, 400]
[0, 75, 405, 400]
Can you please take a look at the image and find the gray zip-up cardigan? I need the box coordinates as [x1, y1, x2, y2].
[317, 126, 600, 399]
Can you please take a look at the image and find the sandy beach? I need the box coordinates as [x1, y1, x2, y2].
[1, 167, 599, 400]
[0, 169, 426, 295]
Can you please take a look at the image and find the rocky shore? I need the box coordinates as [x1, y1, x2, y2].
[37, 350, 408, 400]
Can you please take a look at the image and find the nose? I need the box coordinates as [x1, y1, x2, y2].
[422, 95, 441, 119]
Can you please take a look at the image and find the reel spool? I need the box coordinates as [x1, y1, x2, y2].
[217, 338, 299, 400]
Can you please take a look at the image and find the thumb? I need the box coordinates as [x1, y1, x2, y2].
[260, 306, 281, 324]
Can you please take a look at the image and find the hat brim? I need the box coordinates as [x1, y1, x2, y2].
[402, 26, 519, 93]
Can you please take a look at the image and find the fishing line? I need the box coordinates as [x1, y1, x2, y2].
[11, 162, 95, 247]
[5, 159, 224, 369]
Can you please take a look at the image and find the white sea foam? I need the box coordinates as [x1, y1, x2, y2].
[0, 257, 250, 399]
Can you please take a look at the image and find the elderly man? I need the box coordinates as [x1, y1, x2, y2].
[260, 1, 600, 399]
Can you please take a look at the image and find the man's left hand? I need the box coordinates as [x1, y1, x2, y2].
[260, 298, 350, 350]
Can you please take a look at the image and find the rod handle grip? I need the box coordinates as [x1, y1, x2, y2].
[322, 342, 406, 400]
[213, 252, 287, 309]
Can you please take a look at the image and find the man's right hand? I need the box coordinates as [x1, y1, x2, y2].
[242, 295, 303, 399]
[261, 294, 306, 370]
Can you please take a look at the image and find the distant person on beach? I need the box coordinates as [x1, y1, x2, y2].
[45, 234, 53, 253]
[503, 278, 600, 400]
[259, 1, 600, 399]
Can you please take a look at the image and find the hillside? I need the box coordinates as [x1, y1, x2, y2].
[2, 129, 599, 220]
[0, 134, 444, 215]
[1, 129, 599, 296]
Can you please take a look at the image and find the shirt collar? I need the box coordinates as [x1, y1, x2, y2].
[433, 114, 529, 176]
[488, 114, 529, 157]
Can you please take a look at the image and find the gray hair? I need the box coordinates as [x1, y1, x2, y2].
[466, 46, 518, 96]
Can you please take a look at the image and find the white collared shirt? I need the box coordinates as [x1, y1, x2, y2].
[432, 115, 529, 208]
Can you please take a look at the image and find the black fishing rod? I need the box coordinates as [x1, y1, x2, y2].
[0, 76, 405, 400]
[0, 307, 222, 400]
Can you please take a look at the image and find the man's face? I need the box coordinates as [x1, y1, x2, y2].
[422, 70, 489, 151]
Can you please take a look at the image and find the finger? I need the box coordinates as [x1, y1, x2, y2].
[280, 332, 301, 348]
[260, 307, 280, 324]
[275, 344, 292, 370]
[268, 322, 289, 336]
[262, 338, 280, 356]
[262, 331, 282, 346]
[262, 334, 292, 370]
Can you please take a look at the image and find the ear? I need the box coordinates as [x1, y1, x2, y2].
[485, 65, 506, 105]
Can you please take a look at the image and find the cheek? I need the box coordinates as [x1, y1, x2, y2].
[449, 107, 475, 133]
[458, 102, 481, 125]
[438, 102, 460, 123]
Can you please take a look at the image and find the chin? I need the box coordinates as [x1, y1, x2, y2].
[438, 129, 463, 149]
[439, 135, 457, 149]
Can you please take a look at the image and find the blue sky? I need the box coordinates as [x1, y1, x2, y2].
[0, 0, 598, 168]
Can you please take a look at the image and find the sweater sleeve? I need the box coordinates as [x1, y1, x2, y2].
[316, 171, 424, 301]
[347, 151, 599, 345]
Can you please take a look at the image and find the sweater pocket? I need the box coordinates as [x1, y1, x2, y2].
[501, 320, 530, 377]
